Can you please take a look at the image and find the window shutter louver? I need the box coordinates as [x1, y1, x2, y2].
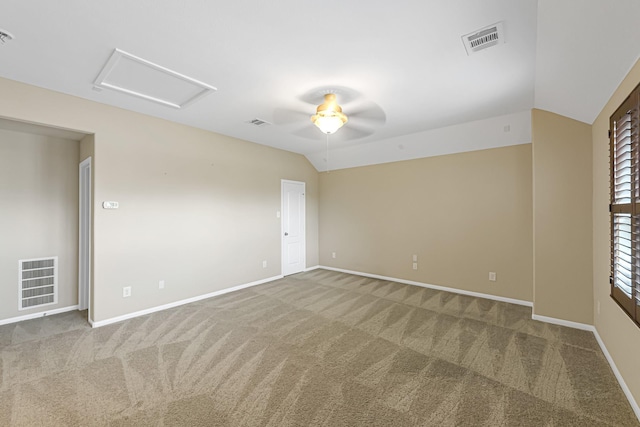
[610, 84, 640, 325]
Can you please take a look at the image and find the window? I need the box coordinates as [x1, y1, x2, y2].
[610, 82, 640, 325]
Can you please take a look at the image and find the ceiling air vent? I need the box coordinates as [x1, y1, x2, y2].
[247, 118, 271, 127]
[0, 28, 14, 44]
[462, 22, 504, 55]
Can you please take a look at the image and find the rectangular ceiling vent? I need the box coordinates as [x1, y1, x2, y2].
[18, 257, 57, 311]
[462, 22, 504, 55]
[247, 118, 271, 127]
[94, 49, 217, 109]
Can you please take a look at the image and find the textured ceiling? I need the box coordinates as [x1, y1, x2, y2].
[0, 0, 638, 170]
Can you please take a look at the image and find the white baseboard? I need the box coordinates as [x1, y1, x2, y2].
[0, 305, 79, 326]
[91, 275, 283, 328]
[304, 265, 320, 272]
[318, 266, 533, 307]
[526, 313, 638, 422]
[531, 314, 595, 331]
[320, 266, 639, 420]
[593, 328, 640, 421]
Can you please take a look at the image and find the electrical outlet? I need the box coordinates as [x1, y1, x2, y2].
[123, 286, 131, 297]
[262, 260, 267, 268]
[412, 262, 418, 270]
[159, 280, 165, 289]
[412, 254, 418, 262]
[489, 272, 497, 282]
[332, 252, 336, 259]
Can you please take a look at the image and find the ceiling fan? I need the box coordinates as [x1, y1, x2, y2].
[274, 87, 386, 142]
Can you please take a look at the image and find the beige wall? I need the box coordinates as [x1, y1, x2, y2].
[80, 134, 94, 163]
[0, 77, 319, 323]
[532, 109, 593, 324]
[0, 129, 80, 319]
[593, 59, 640, 408]
[319, 144, 533, 302]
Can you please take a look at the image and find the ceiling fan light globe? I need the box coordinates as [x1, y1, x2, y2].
[310, 93, 348, 134]
[312, 114, 347, 134]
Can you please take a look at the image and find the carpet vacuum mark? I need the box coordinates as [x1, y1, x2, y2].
[0, 269, 637, 426]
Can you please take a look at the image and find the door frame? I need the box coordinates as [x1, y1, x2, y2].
[281, 179, 306, 275]
[78, 157, 91, 317]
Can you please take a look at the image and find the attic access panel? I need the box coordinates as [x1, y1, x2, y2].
[94, 49, 216, 108]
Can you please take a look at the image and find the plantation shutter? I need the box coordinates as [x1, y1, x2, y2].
[610, 83, 640, 325]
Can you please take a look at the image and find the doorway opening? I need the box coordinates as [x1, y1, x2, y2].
[0, 117, 92, 326]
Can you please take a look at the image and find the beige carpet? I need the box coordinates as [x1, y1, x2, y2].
[0, 269, 638, 426]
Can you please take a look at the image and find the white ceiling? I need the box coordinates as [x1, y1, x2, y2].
[1, 0, 639, 170]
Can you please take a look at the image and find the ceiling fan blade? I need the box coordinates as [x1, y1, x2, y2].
[293, 123, 372, 141]
[293, 125, 325, 140]
[332, 124, 373, 141]
[346, 101, 387, 125]
[347, 115, 385, 130]
[298, 86, 362, 106]
[273, 108, 310, 125]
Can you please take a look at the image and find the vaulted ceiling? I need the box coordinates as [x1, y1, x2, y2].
[1, 0, 639, 170]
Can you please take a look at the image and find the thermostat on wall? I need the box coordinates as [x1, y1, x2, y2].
[102, 201, 119, 209]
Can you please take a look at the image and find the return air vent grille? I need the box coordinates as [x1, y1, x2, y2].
[247, 118, 271, 127]
[462, 22, 504, 55]
[19, 257, 57, 310]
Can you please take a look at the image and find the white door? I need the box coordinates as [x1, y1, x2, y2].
[282, 180, 305, 276]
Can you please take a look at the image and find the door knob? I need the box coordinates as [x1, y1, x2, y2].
[284, 232, 289, 236]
